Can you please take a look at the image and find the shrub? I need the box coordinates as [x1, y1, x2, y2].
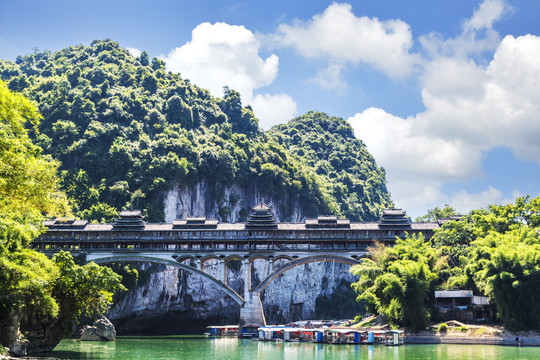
[457, 325, 469, 332]
[438, 323, 448, 333]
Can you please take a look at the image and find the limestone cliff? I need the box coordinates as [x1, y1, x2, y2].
[107, 260, 357, 334]
[163, 181, 304, 223]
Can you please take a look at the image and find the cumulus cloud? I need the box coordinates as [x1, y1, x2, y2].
[126, 47, 142, 58]
[162, 22, 296, 128]
[349, 0, 540, 216]
[420, 0, 511, 58]
[163, 22, 278, 99]
[465, 0, 511, 31]
[252, 94, 297, 130]
[449, 186, 519, 214]
[271, 2, 418, 86]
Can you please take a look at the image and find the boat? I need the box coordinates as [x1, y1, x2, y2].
[322, 328, 367, 344]
[384, 330, 404, 346]
[205, 325, 239, 337]
[240, 324, 261, 338]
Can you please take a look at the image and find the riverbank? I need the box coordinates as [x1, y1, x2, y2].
[353, 316, 540, 346]
[404, 321, 540, 346]
[0, 356, 59, 360]
[405, 334, 540, 346]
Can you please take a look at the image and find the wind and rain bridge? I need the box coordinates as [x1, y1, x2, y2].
[33, 204, 440, 329]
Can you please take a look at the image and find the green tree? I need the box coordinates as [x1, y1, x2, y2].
[469, 228, 540, 330]
[0, 80, 124, 354]
[350, 235, 438, 331]
[415, 205, 460, 222]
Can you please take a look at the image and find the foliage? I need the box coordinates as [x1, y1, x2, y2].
[52, 251, 124, 320]
[415, 205, 460, 222]
[351, 195, 540, 331]
[350, 235, 438, 331]
[0, 40, 391, 222]
[437, 323, 448, 333]
[0, 81, 124, 349]
[0, 80, 69, 251]
[269, 112, 392, 221]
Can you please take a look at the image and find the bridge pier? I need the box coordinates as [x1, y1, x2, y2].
[238, 259, 265, 335]
[238, 291, 265, 330]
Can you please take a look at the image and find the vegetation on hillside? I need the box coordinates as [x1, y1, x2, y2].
[270, 112, 391, 221]
[351, 196, 540, 331]
[0, 40, 391, 222]
[0, 80, 124, 353]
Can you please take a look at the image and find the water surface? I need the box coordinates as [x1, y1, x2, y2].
[51, 336, 538, 359]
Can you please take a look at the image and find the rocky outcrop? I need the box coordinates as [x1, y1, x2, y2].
[0, 306, 76, 357]
[163, 182, 304, 223]
[80, 318, 116, 341]
[108, 260, 357, 334]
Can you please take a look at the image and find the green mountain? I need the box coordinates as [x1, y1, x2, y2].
[0, 40, 392, 222]
[269, 112, 390, 221]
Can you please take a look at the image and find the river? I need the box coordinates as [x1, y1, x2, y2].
[50, 336, 537, 359]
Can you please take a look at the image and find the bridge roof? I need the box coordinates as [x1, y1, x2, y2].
[43, 221, 440, 232]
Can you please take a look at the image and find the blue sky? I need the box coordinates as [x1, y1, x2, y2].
[1, 0, 540, 218]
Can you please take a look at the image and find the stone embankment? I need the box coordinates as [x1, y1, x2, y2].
[405, 334, 540, 346]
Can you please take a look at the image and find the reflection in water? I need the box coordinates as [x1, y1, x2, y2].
[51, 337, 538, 360]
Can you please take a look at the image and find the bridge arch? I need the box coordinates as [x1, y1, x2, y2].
[272, 255, 294, 263]
[90, 255, 245, 305]
[253, 254, 360, 294]
[247, 255, 271, 263]
[173, 255, 197, 264]
[200, 254, 222, 263]
[223, 254, 245, 263]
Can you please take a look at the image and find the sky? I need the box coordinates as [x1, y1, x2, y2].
[1, 0, 540, 218]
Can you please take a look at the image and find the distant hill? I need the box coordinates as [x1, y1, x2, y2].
[270, 112, 391, 221]
[0, 40, 392, 222]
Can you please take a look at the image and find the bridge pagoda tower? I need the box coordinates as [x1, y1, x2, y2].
[238, 204, 277, 331]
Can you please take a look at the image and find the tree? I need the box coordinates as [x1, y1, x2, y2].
[0, 80, 124, 355]
[470, 228, 540, 330]
[350, 235, 438, 331]
[415, 205, 460, 222]
[219, 87, 258, 135]
[0, 79, 70, 251]
[139, 51, 149, 66]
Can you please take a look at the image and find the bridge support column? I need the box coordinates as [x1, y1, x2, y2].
[196, 259, 202, 271]
[238, 291, 266, 332]
[223, 260, 227, 285]
[243, 259, 250, 295]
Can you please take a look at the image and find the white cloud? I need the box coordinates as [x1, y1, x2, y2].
[162, 22, 278, 99]
[420, 0, 511, 58]
[126, 47, 142, 58]
[465, 0, 511, 31]
[162, 22, 296, 129]
[348, 0, 540, 217]
[271, 2, 418, 85]
[450, 187, 504, 213]
[449, 186, 521, 214]
[308, 63, 347, 90]
[252, 94, 297, 130]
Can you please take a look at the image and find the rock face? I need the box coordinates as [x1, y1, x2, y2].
[0, 305, 76, 356]
[108, 260, 357, 334]
[108, 183, 357, 334]
[163, 182, 304, 223]
[81, 318, 116, 341]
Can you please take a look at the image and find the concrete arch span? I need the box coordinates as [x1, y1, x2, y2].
[272, 255, 293, 263]
[247, 255, 271, 263]
[174, 255, 197, 264]
[90, 255, 245, 305]
[253, 254, 360, 294]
